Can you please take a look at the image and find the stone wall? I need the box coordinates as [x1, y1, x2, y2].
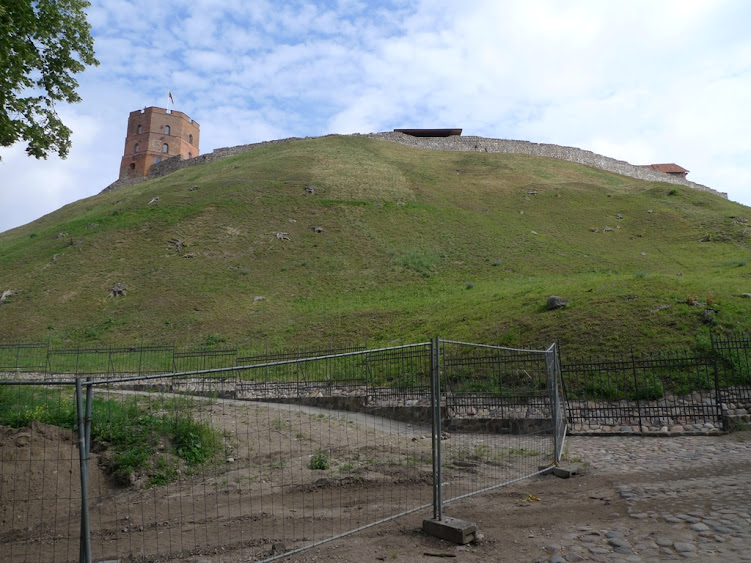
[103, 131, 727, 199]
[367, 132, 727, 199]
[145, 137, 306, 180]
[101, 174, 148, 193]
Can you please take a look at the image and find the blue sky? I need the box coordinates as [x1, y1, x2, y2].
[2, 0, 751, 233]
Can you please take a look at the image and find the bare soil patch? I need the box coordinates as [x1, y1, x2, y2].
[2, 395, 748, 563]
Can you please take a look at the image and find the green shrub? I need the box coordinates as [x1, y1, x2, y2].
[310, 450, 330, 470]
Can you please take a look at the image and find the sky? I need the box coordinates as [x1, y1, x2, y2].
[1, 0, 751, 233]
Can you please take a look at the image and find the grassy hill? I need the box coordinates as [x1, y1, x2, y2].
[1, 135, 749, 355]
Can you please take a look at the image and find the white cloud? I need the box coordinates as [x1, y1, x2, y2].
[2, 0, 750, 233]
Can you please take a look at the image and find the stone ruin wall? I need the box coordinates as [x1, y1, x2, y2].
[367, 132, 728, 199]
[103, 132, 727, 199]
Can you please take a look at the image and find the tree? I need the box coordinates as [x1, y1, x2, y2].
[0, 0, 98, 160]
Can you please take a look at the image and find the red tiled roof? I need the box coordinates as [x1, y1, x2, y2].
[643, 163, 689, 174]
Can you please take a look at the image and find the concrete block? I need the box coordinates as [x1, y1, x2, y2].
[552, 465, 578, 479]
[422, 516, 477, 544]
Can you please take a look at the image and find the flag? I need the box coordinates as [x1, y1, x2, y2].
[168, 91, 174, 105]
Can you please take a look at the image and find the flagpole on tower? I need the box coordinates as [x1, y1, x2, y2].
[168, 90, 174, 112]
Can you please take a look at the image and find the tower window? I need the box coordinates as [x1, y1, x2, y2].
[137, 125, 143, 134]
[189, 134, 193, 144]
[135, 143, 140, 152]
[188, 152, 192, 159]
[129, 163, 135, 170]
[162, 143, 169, 153]
[164, 125, 170, 135]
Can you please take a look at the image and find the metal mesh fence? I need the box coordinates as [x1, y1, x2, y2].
[0, 383, 83, 563]
[0, 343, 47, 373]
[90, 384, 434, 562]
[437, 341, 564, 508]
[0, 339, 569, 562]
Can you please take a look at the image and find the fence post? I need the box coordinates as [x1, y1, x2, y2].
[430, 336, 443, 521]
[75, 378, 92, 563]
[545, 344, 562, 465]
[631, 351, 643, 431]
[710, 336, 725, 431]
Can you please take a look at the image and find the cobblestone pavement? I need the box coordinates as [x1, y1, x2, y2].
[538, 433, 751, 562]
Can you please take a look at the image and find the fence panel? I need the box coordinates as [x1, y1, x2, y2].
[88, 372, 432, 562]
[437, 341, 560, 507]
[365, 344, 432, 403]
[0, 382, 83, 563]
[562, 351, 722, 432]
[172, 347, 238, 373]
[712, 332, 751, 412]
[107, 345, 176, 376]
[0, 343, 47, 373]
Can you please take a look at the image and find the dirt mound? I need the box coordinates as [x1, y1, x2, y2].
[0, 421, 114, 537]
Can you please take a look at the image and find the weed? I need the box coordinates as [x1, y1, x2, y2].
[631, 379, 664, 401]
[148, 456, 178, 487]
[465, 282, 475, 290]
[204, 334, 227, 346]
[172, 416, 220, 465]
[271, 417, 290, 432]
[396, 249, 441, 277]
[310, 450, 330, 470]
[473, 444, 490, 459]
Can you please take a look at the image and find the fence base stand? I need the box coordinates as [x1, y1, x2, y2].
[422, 517, 477, 545]
[538, 464, 580, 479]
[552, 466, 578, 479]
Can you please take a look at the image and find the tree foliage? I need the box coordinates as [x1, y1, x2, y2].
[0, 0, 98, 160]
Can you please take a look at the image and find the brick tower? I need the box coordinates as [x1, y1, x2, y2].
[119, 107, 200, 179]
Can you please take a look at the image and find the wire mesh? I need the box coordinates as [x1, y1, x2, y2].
[438, 341, 559, 506]
[80, 379, 434, 561]
[11, 333, 751, 561]
[0, 344, 439, 562]
[0, 383, 82, 563]
[0, 343, 47, 373]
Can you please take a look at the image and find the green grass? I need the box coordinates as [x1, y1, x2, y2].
[0, 386, 222, 487]
[1, 135, 750, 356]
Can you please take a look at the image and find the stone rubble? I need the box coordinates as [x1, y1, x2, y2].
[537, 434, 751, 562]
